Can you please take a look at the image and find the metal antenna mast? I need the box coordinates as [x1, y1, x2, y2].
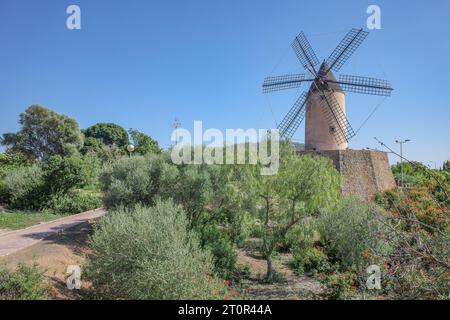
[173, 118, 181, 146]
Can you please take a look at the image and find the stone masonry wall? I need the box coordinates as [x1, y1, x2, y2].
[299, 149, 396, 200]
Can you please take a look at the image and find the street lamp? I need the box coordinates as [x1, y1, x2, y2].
[127, 144, 135, 157]
[395, 139, 411, 186]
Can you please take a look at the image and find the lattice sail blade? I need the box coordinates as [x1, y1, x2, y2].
[318, 90, 355, 144]
[326, 28, 369, 73]
[292, 32, 320, 74]
[337, 74, 393, 96]
[262, 73, 310, 93]
[277, 92, 308, 138]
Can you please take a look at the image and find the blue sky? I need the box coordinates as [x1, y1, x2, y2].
[0, 0, 449, 166]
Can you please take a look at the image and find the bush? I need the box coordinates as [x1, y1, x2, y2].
[286, 219, 329, 274]
[228, 211, 253, 247]
[381, 187, 448, 232]
[0, 264, 48, 300]
[319, 271, 357, 300]
[0, 165, 44, 209]
[45, 190, 102, 214]
[0, 155, 100, 211]
[84, 201, 225, 299]
[41, 155, 91, 194]
[100, 154, 178, 208]
[318, 197, 391, 272]
[291, 247, 330, 275]
[197, 225, 237, 280]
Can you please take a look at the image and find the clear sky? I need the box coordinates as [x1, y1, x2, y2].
[0, 0, 449, 167]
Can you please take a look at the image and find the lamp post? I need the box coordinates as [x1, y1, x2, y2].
[127, 144, 135, 158]
[395, 139, 411, 186]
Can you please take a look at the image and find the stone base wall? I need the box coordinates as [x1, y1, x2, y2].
[299, 149, 396, 200]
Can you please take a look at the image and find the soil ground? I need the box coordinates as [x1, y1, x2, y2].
[0, 221, 94, 299]
[0, 229, 323, 300]
[236, 238, 323, 300]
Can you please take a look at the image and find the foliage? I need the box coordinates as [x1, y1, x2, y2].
[128, 129, 160, 155]
[0, 165, 44, 209]
[291, 247, 330, 275]
[318, 197, 391, 272]
[173, 164, 213, 226]
[197, 225, 237, 280]
[0, 155, 100, 212]
[374, 188, 449, 299]
[246, 147, 341, 278]
[81, 136, 104, 155]
[41, 155, 91, 194]
[0, 151, 33, 179]
[100, 154, 178, 208]
[44, 189, 102, 214]
[83, 123, 129, 148]
[0, 264, 48, 300]
[1, 105, 83, 160]
[84, 201, 225, 299]
[379, 187, 449, 231]
[443, 160, 450, 171]
[286, 220, 332, 274]
[391, 161, 450, 202]
[318, 271, 357, 300]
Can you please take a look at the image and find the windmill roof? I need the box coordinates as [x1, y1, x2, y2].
[310, 63, 344, 93]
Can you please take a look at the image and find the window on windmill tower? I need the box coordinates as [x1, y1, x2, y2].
[329, 126, 336, 134]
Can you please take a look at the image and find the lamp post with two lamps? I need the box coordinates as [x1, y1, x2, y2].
[395, 139, 411, 187]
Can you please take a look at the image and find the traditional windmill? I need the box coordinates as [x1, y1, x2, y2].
[262, 28, 393, 151]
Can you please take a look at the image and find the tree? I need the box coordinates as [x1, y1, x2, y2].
[443, 160, 450, 172]
[247, 149, 341, 279]
[83, 123, 129, 148]
[128, 129, 160, 155]
[40, 155, 90, 194]
[1, 105, 83, 160]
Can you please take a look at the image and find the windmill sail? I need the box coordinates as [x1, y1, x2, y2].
[337, 75, 393, 96]
[262, 73, 310, 93]
[292, 32, 320, 75]
[326, 28, 368, 73]
[277, 92, 308, 138]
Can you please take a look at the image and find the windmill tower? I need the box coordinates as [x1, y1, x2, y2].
[263, 28, 393, 151]
[262, 28, 396, 199]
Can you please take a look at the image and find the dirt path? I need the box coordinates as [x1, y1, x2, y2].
[0, 221, 95, 299]
[0, 208, 105, 257]
[237, 239, 323, 300]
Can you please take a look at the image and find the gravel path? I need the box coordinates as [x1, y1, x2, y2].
[0, 208, 106, 257]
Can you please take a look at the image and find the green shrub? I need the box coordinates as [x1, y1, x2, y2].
[84, 201, 224, 299]
[291, 247, 331, 275]
[100, 154, 178, 208]
[0, 155, 100, 211]
[318, 197, 391, 271]
[45, 190, 102, 214]
[228, 211, 253, 247]
[41, 155, 90, 194]
[0, 264, 48, 300]
[0, 165, 44, 209]
[319, 271, 357, 300]
[197, 225, 237, 280]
